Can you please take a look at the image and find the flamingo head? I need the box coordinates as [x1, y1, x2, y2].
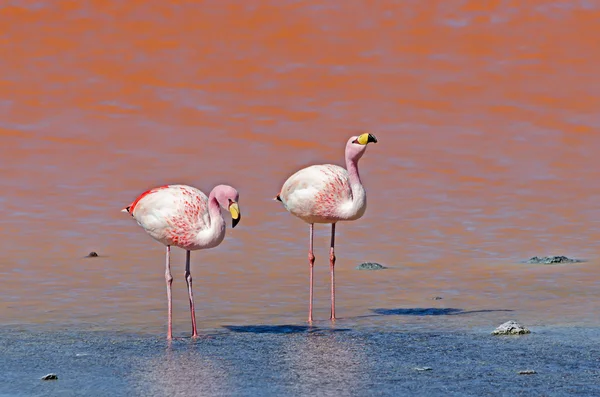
[214, 185, 241, 228]
[346, 132, 378, 161]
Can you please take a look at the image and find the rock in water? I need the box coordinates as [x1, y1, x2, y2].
[526, 256, 581, 264]
[41, 374, 58, 380]
[356, 262, 387, 270]
[492, 320, 531, 335]
[519, 370, 537, 375]
[86, 251, 99, 258]
[414, 367, 433, 371]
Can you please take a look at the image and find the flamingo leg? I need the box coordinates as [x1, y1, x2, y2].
[330, 223, 336, 321]
[308, 223, 315, 323]
[185, 250, 199, 338]
[165, 245, 173, 340]
[185, 250, 198, 338]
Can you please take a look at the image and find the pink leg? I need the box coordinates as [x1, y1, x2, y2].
[330, 223, 336, 321]
[308, 223, 315, 324]
[185, 250, 199, 338]
[165, 245, 173, 340]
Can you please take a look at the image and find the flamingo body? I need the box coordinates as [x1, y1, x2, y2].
[278, 164, 366, 224]
[127, 184, 224, 251]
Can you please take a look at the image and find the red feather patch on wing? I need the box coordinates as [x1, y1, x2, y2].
[127, 185, 170, 214]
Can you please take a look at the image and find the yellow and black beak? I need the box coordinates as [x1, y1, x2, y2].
[356, 133, 378, 145]
[229, 202, 241, 228]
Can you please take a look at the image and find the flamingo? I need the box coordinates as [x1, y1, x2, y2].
[122, 184, 241, 339]
[275, 133, 378, 322]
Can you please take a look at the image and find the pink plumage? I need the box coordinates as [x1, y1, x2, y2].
[123, 184, 241, 339]
[276, 133, 378, 322]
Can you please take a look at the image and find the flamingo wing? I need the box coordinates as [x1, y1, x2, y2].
[279, 164, 352, 223]
[128, 185, 210, 246]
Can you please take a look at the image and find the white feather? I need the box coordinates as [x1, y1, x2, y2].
[130, 185, 225, 250]
[279, 164, 366, 224]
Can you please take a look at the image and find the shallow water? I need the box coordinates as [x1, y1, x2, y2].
[2, 325, 600, 397]
[1, 0, 600, 340]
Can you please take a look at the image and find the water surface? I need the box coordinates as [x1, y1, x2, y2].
[2, 325, 600, 396]
[0, 0, 599, 335]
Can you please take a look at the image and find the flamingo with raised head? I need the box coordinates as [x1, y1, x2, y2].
[275, 133, 378, 322]
[122, 184, 241, 340]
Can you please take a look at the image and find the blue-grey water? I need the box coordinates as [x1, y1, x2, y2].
[2, 323, 600, 397]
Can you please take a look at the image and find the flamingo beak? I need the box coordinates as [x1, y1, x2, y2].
[229, 202, 241, 228]
[356, 133, 378, 145]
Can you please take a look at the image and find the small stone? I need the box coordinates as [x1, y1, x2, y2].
[415, 367, 432, 371]
[356, 262, 387, 270]
[526, 256, 582, 264]
[41, 374, 58, 380]
[431, 296, 443, 300]
[86, 252, 99, 258]
[518, 370, 537, 375]
[492, 320, 531, 335]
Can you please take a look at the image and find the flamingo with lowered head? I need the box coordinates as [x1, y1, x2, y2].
[275, 133, 378, 322]
[122, 184, 241, 339]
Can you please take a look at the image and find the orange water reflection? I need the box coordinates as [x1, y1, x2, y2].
[1, 1, 599, 333]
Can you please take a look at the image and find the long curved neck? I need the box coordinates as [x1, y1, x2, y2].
[345, 152, 367, 218]
[207, 190, 225, 229]
[194, 189, 226, 249]
[346, 155, 362, 187]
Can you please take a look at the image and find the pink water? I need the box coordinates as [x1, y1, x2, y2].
[1, 0, 599, 334]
